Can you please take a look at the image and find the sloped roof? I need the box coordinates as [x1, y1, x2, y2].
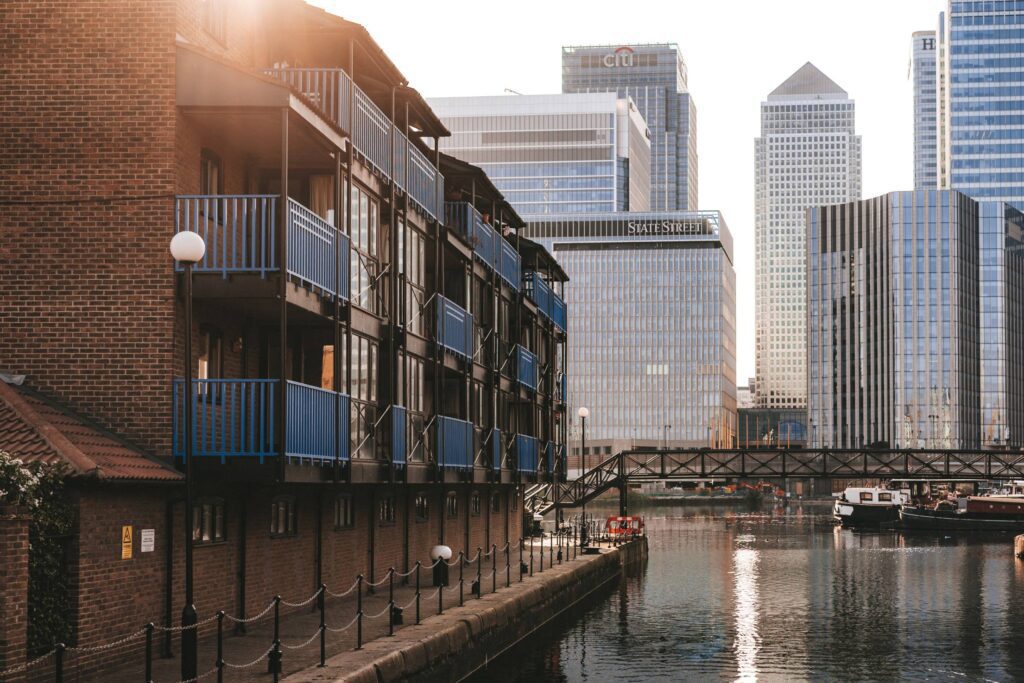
[0, 381, 181, 482]
[768, 62, 847, 99]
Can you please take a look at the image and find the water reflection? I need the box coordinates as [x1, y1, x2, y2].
[470, 504, 1024, 682]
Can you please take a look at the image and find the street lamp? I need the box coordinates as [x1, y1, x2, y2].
[171, 230, 205, 682]
[578, 406, 589, 547]
[663, 424, 672, 450]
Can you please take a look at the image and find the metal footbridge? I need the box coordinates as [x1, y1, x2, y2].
[525, 447, 1024, 516]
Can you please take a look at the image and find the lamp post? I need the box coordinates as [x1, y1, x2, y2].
[171, 230, 205, 682]
[577, 406, 589, 547]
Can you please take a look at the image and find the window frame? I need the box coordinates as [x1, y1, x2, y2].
[192, 497, 226, 546]
[270, 496, 298, 537]
[334, 493, 355, 530]
[491, 492, 501, 514]
[446, 491, 459, 518]
[199, 149, 223, 196]
[414, 493, 429, 523]
[471, 491, 481, 516]
[378, 495, 396, 526]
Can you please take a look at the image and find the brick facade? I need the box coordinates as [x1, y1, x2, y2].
[0, 506, 30, 680]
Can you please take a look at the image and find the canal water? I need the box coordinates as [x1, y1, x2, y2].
[472, 502, 1024, 682]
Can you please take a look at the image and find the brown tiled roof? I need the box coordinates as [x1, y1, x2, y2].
[0, 382, 181, 482]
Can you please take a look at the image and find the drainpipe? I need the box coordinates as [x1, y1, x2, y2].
[278, 107, 289, 483]
[163, 498, 174, 657]
[235, 490, 248, 634]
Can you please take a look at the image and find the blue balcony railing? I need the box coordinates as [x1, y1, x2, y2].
[436, 416, 473, 470]
[435, 295, 474, 360]
[516, 345, 538, 391]
[490, 428, 502, 470]
[172, 379, 350, 463]
[264, 67, 443, 221]
[286, 199, 350, 300]
[515, 434, 539, 473]
[444, 202, 521, 291]
[545, 441, 555, 473]
[285, 381, 350, 462]
[523, 271, 566, 333]
[174, 195, 278, 277]
[174, 195, 351, 301]
[392, 405, 408, 466]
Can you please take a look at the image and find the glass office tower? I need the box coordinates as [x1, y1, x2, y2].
[912, 30, 938, 189]
[944, 1, 1024, 206]
[428, 93, 650, 216]
[755, 62, 862, 410]
[807, 190, 1024, 449]
[562, 44, 697, 211]
[525, 212, 736, 452]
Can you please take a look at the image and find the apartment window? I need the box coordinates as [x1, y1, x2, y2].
[414, 493, 429, 522]
[491, 492, 501, 514]
[334, 494, 354, 529]
[200, 149, 222, 195]
[378, 495, 396, 525]
[446, 492, 459, 518]
[201, 0, 227, 44]
[349, 183, 379, 314]
[270, 496, 297, 537]
[198, 326, 222, 380]
[192, 498, 225, 545]
[471, 492, 481, 516]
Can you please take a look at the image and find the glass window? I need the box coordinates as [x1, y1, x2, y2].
[446, 492, 458, 518]
[192, 498, 225, 545]
[471, 492, 481, 516]
[378, 495, 396, 525]
[414, 493, 429, 522]
[334, 494, 354, 529]
[270, 496, 297, 537]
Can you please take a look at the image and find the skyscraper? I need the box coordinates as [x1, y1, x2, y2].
[807, 190, 1024, 449]
[561, 44, 697, 211]
[524, 211, 736, 452]
[943, 1, 1024, 207]
[429, 92, 651, 215]
[912, 30, 938, 189]
[755, 62, 862, 409]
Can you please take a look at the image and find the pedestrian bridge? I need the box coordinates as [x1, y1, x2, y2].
[525, 447, 1024, 516]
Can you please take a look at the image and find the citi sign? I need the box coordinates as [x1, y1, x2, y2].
[602, 46, 635, 68]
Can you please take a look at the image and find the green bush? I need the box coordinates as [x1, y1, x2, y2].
[0, 451, 74, 654]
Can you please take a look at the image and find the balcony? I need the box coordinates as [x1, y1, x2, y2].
[515, 434, 539, 473]
[174, 195, 350, 301]
[264, 67, 443, 221]
[392, 405, 408, 466]
[171, 379, 350, 463]
[444, 202, 521, 289]
[523, 271, 566, 333]
[515, 345, 538, 391]
[436, 416, 473, 470]
[434, 295, 474, 361]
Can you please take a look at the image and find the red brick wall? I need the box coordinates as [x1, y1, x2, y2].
[0, 506, 30, 680]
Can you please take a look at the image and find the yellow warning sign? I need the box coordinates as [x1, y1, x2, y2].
[121, 525, 133, 560]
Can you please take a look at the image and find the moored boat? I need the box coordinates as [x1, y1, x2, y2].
[899, 494, 1024, 532]
[833, 486, 911, 527]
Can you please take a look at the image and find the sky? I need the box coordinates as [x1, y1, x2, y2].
[318, 0, 946, 383]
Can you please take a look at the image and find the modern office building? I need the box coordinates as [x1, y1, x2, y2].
[524, 212, 737, 457]
[807, 190, 1024, 449]
[912, 30, 938, 189]
[562, 44, 697, 211]
[937, 12, 951, 189]
[429, 93, 651, 216]
[755, 62, 862, 410]
[942, 1, 1024, 207]
[0, 1, 567, 673]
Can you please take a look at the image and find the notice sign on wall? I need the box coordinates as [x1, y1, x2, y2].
[141, 529, 155, 553]
[121, 525, 133, 560]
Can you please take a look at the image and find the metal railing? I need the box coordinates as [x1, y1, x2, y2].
[392, 405, 408, 466]
[174, 195, 278, 277]
[490, 428, 502, 470]
[516, 434, 539, 473]
[172, 379, 351, 463]
[263, 67, 443, 221]
[523, 271, 566, 333]
[515, 345, 538, 391]
[436, 416, 473, 470]
[443, 201, 520, 290]
[434, 295, 474, 360]
[286, 199, 350, 300]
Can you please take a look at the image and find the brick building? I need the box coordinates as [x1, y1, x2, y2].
[0, 0, 567, 676]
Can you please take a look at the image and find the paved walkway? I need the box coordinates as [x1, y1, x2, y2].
[76, 537, 581, 683]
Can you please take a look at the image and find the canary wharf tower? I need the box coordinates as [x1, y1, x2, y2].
[755, 63, 862, 409]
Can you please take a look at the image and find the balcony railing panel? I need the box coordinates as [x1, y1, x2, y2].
[553, 296, 567, 333]
[435, 295, 474, 360]
[175, 195, 278, 277]
[490, 428, 502, 470]
[353, 86, 391, 177]
[436, 415, 473, 470]
[499, 240, 521, 290]
[392, 405, 408, 466]
[264, 67, 351, 132]
[444, 201, 521, 291]
[545, 441, 555, 473]
[524, 271, 566, 331]
[172, 379, 276, 460]
[173, 379, 351, 463]
[516, 345, 538, 391]
[516, 434, 539, 473]
[285, 381, 350, 462]
[445, 202, 472, 243]
[408, 145, 439, 219]
[287, 199, 350, 299]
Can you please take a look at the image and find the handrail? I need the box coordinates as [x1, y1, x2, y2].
[174, 195, 278, 278]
